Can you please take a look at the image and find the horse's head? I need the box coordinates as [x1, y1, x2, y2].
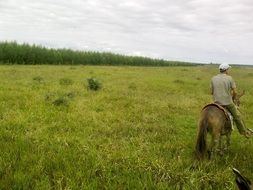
[233, 168, 252, 190]
[233, 90, 245, 107]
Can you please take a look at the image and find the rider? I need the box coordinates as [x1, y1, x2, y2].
[210, 63, 252, 138]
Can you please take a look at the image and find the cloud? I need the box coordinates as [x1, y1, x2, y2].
[1, 0, 253, 64]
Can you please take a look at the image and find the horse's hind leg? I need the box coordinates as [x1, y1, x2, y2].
[219, 135, 224, 154]
[210, 133, 220, 157]
[219, 135, 227, 155]
[225, 133, 231, 151]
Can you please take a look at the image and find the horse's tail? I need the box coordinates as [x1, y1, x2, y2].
[195, 116, 208, 160]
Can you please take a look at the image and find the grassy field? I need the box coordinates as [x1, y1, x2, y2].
[0, 65, 252, 189]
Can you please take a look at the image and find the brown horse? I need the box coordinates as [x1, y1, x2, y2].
[195, 91, 245, 160]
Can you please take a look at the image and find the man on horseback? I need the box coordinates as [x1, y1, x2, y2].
[210, 63, 252, 138]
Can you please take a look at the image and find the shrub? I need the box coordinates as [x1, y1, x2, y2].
[33, 76, 44, 83]
[173, 79, 185, 84]
[59, 78, 73, 85]
[128, 83, 137, 90]
[45, 91, 75, 106]
[52, 97, 69, 106]
[87, 78, 102, 91]
[65, 92, 75, 99]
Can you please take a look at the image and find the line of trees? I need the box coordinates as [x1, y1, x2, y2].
[0, 41, 195, 66]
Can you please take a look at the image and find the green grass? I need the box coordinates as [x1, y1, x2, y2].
[0, 65, 252, 189]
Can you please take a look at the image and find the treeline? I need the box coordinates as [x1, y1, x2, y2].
[0, 41, 195, 66]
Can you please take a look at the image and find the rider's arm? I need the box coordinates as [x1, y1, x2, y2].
[231, 87, 237, 100]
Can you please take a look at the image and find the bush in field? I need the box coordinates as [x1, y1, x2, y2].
[87, 78, 101, 91]
[59, 78, 73, 85]
[53, 97, 69, 106]
[65, 92, 75, 99]
[45, 91, 75, 106]
[33, 76, 44, 83]
[128, 83, 137, 90]
[173, 79, 185, 84]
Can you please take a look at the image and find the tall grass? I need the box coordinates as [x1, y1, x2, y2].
[0, 65, 252, 189]
[0, 41, 197, 66]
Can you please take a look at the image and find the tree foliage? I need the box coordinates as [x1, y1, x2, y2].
[0, 41, 195, 66]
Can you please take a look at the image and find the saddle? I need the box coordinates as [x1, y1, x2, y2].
[203, 103, 234, 130]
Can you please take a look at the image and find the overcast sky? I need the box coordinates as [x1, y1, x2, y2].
[1, 0, 253, 64]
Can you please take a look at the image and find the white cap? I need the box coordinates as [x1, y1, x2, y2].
[219, 63, 231, 71]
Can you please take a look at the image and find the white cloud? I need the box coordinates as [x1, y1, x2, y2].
[0, 0, 253, 64]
